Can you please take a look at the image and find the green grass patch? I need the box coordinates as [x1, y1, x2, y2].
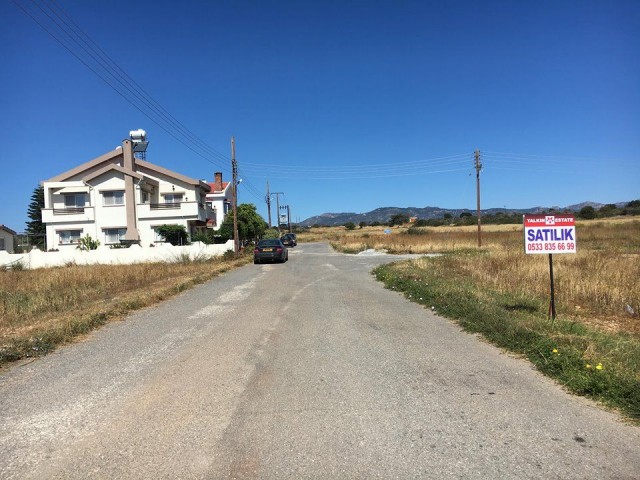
[373, 257, 640, 422]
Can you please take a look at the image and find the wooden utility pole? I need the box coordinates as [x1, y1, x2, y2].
[265, 180, 272, 229]
[231, 137, 239, 254]
[475, 149, 482, 247]
[271, 192, 284, 232]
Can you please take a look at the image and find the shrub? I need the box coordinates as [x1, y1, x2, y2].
[156, 224, 189, 245]
[388, 214, 410, 226]
[344, 222, 356, 230]
[77, 234, 100, 251]
[579, 206, 597, 220]
[263, 228, 280, 239]
[191, 230, 216, 244]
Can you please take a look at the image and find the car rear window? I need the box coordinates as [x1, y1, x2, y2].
[258, 240, 281, 247]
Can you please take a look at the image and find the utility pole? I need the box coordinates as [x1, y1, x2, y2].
[475, 149, 482, 247]
[271, 192, 284, 231]
[265, 180, 272, 229]
[231, 136, 239, 254]
[287, 205, 292, 233]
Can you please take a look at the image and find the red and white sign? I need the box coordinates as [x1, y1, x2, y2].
[524, 214, 576, 254]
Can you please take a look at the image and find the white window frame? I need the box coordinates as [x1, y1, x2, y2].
[103, 228, 127, 244]
[64, 193, 86, 208]
[58, 230, 82, 245]
[103, 190, 125, 206]
[163, 193, 183, 204]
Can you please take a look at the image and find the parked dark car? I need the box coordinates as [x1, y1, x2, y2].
[254, 239, 288, 264]
[280, 233, 297, 247]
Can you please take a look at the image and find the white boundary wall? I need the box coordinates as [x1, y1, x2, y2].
[0, 241, 235, 270]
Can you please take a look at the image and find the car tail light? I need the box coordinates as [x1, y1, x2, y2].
[276, 247, 283, 253]
[254, 248, 259, 254]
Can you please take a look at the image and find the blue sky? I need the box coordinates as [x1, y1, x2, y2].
[1, 0, 638, 231]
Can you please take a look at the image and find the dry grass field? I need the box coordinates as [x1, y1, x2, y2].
[0, 254, 251, 364]
[299, 218, 640, 334]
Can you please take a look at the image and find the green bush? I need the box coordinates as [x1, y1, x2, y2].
[77, 234, 100, 251]
[191, 230, 216, 244]
[263, 228, 280, 239]
[156, 225, 189, 246]
[579, 206, 597, 220]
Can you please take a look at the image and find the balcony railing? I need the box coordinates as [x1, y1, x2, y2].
[53, 207, 85, 215]
[150, 202, 181, 210]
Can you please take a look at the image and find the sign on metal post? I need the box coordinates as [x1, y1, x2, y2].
[524, 214, 577, 320]
[524, 214, 576, 254]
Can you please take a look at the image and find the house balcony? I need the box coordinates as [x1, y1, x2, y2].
[42, 206, 95, 223]
[137, 202, 208, 221]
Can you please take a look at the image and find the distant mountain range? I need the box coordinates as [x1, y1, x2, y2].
[299, 201, 628, 227]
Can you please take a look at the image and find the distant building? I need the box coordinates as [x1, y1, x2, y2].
[0, 225, 17, 253]
[41, 132, 215, 249]
[409, 217, 418, 223]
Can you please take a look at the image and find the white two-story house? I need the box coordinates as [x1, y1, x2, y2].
[42, 133, 215, 249]
[206, 172, 231, 230]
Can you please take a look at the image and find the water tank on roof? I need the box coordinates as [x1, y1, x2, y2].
[130, 129, 146, 141]
[129, 129, 148, 153]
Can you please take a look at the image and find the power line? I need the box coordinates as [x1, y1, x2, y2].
[14, 0, 232, 170]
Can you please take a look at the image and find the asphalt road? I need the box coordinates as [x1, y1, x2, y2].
[1, 242, 639, 479]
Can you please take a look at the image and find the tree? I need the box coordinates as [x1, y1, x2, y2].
[219, 203, 266, 244]
[578, 205, 596, 220]
[157, 224, 189, 245]
[598, 203, 619, 218]
[344, 222, 356, 230]
[388, 214, 409, 226]
[358, 221, 367, 229]
[622, 199, 640, 216]
[443, 213, 453, 220]
[25, 185, 46, 250]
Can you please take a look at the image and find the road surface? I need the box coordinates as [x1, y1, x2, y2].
[1, 242, 639, 479]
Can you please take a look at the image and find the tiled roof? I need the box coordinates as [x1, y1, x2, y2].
[207, 181, 230, 194]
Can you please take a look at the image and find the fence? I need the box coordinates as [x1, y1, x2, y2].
[0, 241, 235, 270]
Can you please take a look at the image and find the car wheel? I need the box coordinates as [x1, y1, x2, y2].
[254, 258, 259, 264]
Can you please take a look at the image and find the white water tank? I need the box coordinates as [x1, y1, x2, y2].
[129, 129, 147, 142]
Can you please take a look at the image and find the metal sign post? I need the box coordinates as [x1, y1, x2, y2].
[524, 214, 577, 320]
[548, 253, 556, 320]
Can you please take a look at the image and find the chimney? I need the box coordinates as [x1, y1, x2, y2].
[214, 172, 223, 191]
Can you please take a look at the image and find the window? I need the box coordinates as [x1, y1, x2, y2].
[64, 194, 85, 208]
[0, 238, 5, 251]
[103, 191, 125, 206]
[163, 193, 183, 204]
[59, 230, 82, 245]
[141, 191, 150, 204]
[104, 228, 126, 244]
